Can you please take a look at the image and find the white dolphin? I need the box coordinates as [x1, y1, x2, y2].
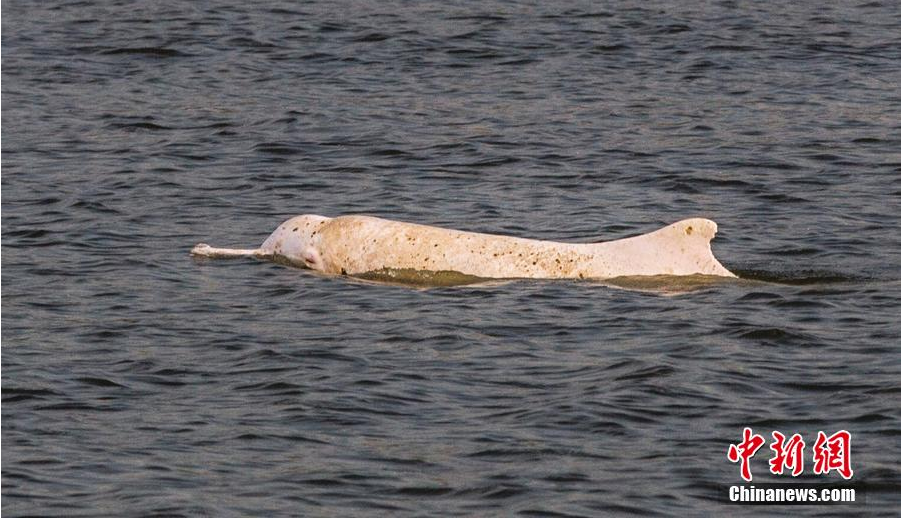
[191, 214, 736, 280]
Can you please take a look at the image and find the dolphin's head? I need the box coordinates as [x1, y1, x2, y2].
[259, 214, 331, 270]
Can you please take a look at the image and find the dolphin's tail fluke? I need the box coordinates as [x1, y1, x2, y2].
[190, 243, 263, 259]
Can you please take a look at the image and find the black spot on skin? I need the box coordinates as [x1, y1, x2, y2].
[341, 268, 347, 275]
[292, 227, 298, 232]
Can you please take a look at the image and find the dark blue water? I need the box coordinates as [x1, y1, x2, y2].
[2, 0, 899, 516]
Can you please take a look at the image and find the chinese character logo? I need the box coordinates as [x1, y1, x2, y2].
[769, 431, 806, 476]
[727, 427, 765, 482]
[728, 429, 852, 481]
[812, 430, 853, 479]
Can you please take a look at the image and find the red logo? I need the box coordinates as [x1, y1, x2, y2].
[769, 431, 806, 476]
[728, 429, 852, 481]
[812, 430, 853, 479]
[727, 427, 766, 482]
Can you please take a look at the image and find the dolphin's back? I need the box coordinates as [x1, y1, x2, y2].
[315, 215, 734, 279]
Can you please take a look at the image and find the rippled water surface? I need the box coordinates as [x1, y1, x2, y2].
[3, 0, 900, 516]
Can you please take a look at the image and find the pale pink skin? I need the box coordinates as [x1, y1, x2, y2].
[191, 214, 736, 279]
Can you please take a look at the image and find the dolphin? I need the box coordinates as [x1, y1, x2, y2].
[191, 214, 736, 280]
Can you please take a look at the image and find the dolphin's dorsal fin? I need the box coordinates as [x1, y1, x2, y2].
[592, 218, 736, 277]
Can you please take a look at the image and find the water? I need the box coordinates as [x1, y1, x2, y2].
[2, 0, 899, 516]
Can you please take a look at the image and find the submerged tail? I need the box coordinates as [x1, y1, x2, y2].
[600, 218, 736, 278]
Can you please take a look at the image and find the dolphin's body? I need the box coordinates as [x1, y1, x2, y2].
[191, 214, 735, 280]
